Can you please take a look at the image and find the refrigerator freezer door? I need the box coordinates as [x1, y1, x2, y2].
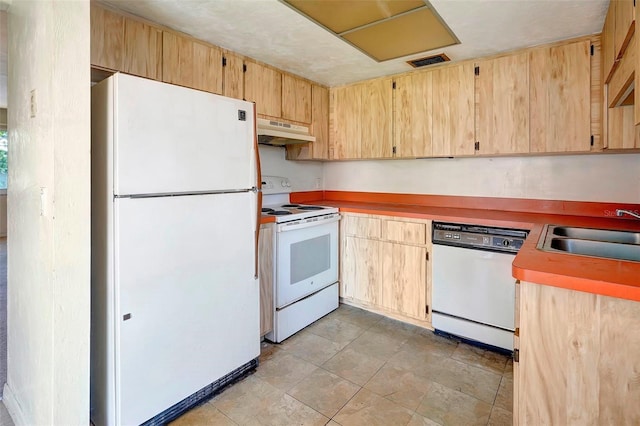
[114, 192, 259, 425]
[113, 73, 255, 196]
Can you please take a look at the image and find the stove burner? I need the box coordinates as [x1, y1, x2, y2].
[261, 208, 274, 213]
[269, 211, 292, 216]
[281, 204, 300, 208]
[298, 206, 324, 211]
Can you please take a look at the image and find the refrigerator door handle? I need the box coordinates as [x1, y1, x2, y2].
[253, 103, 262, 280]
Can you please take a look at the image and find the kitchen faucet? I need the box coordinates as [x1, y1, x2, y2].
[616, 209, 640, 219]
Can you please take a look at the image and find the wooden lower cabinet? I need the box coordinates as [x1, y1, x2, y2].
[515, 281, 640, 424]
[340, 213, 431, 327]
[259, 224, 274, 337]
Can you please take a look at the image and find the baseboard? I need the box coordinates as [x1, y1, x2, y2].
[3, 383, 26, 426]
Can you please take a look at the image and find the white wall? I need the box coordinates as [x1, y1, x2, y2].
[5, 1, 90, 425]
[259, 145, 323, 191]
[323, 153, 640, 203]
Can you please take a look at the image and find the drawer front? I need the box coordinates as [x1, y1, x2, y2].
[344, 215, 381, 239]
[384, 220, 426, 245]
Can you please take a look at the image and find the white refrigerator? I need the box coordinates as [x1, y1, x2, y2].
[91, 73, 260, 426]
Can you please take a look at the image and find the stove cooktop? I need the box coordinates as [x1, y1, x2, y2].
[261, 203, 338, 222]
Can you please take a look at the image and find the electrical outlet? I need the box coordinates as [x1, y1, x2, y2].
[30, 89, 37, 118]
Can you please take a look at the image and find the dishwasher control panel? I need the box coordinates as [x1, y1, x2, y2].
[432, 222, 529, 254]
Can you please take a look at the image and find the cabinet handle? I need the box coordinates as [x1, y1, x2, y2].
[513, 349, 519, 363]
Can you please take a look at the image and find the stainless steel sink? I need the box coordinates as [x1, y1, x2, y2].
[549, 238, 640, 262]
[551, 226, 640, 244]
[538, 225, 640, 262]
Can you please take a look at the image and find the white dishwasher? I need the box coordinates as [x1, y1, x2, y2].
[431, 222, 529, 351]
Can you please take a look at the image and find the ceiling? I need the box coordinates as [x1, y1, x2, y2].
[100, 0, 608, 87]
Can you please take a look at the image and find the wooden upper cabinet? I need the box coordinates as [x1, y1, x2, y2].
[529, 40, 591, 153]
[90, 4, 123, 70]
[603, 1, 617, 82]
[285, 84, 330, 160]
[361, 78, 393, 159]
[432, 63, 475, 156]
[476, 53, 530, 155]
[394, 72, 433, 158]
[282, 74, 312, 124]
[614, 0, 635, 60]
[223, 50, 244, 100]
[244, 61, 282, 118]
[331, 84, 362, 159]
[162, 32, 223, 94]
[123, 19, 162, 80]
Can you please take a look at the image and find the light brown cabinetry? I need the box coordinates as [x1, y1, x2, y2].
[330, 79, 393, 159]
[393, 72, 433, 157]
[432, 63, 476, 156]
[529, 40, 591, 152]
[515, 281, 640, 424]
[286, 84, 330, 160]
[123, 19, 162, 80]
[162, 32, 223, 94]
[244, 61, 282, 118]
[90, 4, 123, 71]
[475, 53, 530, 154]
[222, 50, 244, 100]
[615, 0, 635, 62]
[282, 74, 312, 124]
[259, 224, 274, 337]
[340, 213, 431, 327]
[603, 2, 617, 82]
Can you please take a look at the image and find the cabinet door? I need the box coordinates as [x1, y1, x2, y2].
[223, 50, 244, 100]
[331, 85, 362, 159]
[432, 63, 475, 156]
[282, 74, 312, 124]
[381, 242, 427, 320]
[244, 61, 282, 118]
[476, 53, 529, 155]
[530, 41, 591, 153]
[162, 31, 194, 88]
[361, 78, 393, 158]
[191, 41, 223, 94]
[90, 4, 123, 70]
[615, 0, 635, 60]
[123, 18, 162, 80]
[394, 72, 433, 158]
[342, 236, 382, 305]
[603, 1, 617, 82]
[259, 224, 274, 336]
[286, 84, 329, 160]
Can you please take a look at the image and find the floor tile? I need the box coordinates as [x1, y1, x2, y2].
[333, 388, 414, 426]
[364, 364, 432, 411]
[168, 402, 236, 425]
[503, 358, 514, 380]
[493, 376, 513, 412]
[416, 381, 492, 426]
[451, 344, 509, 375]
[433, 357, 502, 404]
[332, 306, 384, 329]
[406, 413, 443, 426]
[306, 317, 365, 346]
[322, 347, 386, 386]
[344, 330, 407, 361]
[212, 375, 328, 425]
[287, 368, 360, 418]
[258, 340, 282, 364]
[401, 330, 458, 358]
[385, 347, 448, 381]
[255, 352, 317, 392]
[488, 406, 513, 426]
[367, 316, 417, 340]
[280, 331, 344, 365]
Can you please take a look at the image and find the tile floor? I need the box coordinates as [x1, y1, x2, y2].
[171, 304, 513, 426]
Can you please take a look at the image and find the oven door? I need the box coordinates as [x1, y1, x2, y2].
[275, 214, 340, 309]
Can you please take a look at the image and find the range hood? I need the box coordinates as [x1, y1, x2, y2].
[257, 118, 316, 146]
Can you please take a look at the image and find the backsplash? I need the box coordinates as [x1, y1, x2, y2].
[259, 145, 323, 191]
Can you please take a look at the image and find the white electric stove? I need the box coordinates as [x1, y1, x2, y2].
[261, 176, 340, 343]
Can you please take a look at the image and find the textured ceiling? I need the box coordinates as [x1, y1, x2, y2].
[100, 0, 608, 87]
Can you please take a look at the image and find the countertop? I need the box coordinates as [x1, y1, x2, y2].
[281, 194, 640, 302]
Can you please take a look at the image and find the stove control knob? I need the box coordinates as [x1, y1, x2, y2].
[286, 182, 291, 187]
[281, 181, 287, 187]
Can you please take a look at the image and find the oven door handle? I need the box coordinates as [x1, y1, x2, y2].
[277, 214, 341, 232]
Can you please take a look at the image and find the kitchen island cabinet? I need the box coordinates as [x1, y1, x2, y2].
[259, 223, 274, 337]
[515, 280, 640, 425]
[340, 213, 431, 327]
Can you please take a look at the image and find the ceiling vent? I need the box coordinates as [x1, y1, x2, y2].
[407, 53, 450, 68]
